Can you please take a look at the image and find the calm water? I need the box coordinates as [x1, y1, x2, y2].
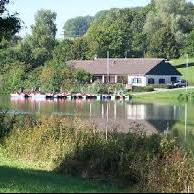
[1, 96, 194, 135]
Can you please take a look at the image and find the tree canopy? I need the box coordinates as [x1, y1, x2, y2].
[64, 16, 93, 38]
[0, 0, 21, 41]
[1, 0, 194, 94]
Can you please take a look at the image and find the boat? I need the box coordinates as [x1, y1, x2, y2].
[10, 93, 28, 98]
[46, 93, 54, 98]
[29, 92, 46, 100]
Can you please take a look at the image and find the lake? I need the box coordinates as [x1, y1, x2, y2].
[0, 96, 193, 136]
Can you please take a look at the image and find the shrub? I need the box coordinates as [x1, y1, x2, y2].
[178, 92, 194, 102]
[78, 82, 126, 95]
[151, 84, 174, 89]
[132, 86, 154, 93]
[144, 137, 194, 193]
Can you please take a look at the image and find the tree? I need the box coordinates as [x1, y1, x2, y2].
[72, 37, 91, 60]
[74, 69, 92, 84]
[39, 62, 74, 92]
[53, 39, 74, 63]
[0, 37, 23, 69]
[0, 0, 21, 41]
[87, 8, 135, 58]
[144, 0, 194, 51]
[148, 27, 179, 59]
[53, 37, 90, 63]
[28, 9, 57, 67]
[131, 8, 149, 57]
[64, 16, 93, 38]
[185, 30, 194, 57]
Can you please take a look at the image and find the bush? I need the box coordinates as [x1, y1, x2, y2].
[178, 92, 194, 102]
[145, 137, 194, 193]
[151, 84, 174, 89]
[72, 82, 126, 95]
[132, 86, 154, 93]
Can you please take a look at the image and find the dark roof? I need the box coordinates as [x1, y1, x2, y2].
[146, 60, 182, 76]
[68, 58, 181, 76]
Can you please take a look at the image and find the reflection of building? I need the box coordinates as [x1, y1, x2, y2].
[127, 104, 146, 120]
[94, 102, 183, 134]
[126, 103, 181, 121]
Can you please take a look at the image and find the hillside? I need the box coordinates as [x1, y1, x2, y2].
[171, 58, 194, 85]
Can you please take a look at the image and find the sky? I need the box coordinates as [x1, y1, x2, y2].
[7, 0, 194, 38]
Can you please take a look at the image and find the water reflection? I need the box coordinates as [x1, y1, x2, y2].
[1, 97, 189, 134]
[1, 96, 194, 153]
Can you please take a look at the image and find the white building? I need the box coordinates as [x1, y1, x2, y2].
[69, 58, 182, 87]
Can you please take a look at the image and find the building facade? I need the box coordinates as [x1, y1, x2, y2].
[68, 58, 182, 87]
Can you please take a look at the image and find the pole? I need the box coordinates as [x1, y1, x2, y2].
[185, 103, 188, 142]
[107, 51, 110, 83]
[186, 54, 189, 94]
[106, 102, 109, 141]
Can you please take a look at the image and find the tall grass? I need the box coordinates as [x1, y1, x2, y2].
[1, 113, 194, 192]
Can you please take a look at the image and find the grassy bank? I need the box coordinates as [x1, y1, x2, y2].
[171, 57, 194, 85]
[0, 151, 123, 193]
[133, 88, 194, 103]
[1, 114, 194, 193]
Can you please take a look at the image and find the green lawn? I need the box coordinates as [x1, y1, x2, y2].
[133, 88, 194, 103]
[0, 152, 125, 193]
[171, 57, 194, 67]
[171, 57, 194, 85]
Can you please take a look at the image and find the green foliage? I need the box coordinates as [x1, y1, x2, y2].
[0, 0, 21, 41]
[87, 8, 146, 58]
[53, 39, 74, 63]
[1, 1, 194, 93]
[1, 113, 194, 193]
[74, 69, 92, 84]
[39, 61, 74, 92]
[29, 9, 57, 67]
[132, 86, 154, 93]
[143, 0, 194, 54]
[151, 84, 174, 89]
[146, 137, 194, 193]
[53, 37, 91, 63]
[148, 27, 180, 59]
[64, 16, 93, 38]
[0, 63, 28, 94]
[186, 30, 194, 57]
[72, 38, 91, 60]
[178, 92, 194, 102]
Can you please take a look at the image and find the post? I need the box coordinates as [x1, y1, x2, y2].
[185, 103, 188, 142]
[90, 102, 92, 119]
[102, 103, 104, 119]
[106, 102, 109, 141]
[114, 102, 117, 119]
[102, 75, 105, 83]
[186, 54, 189, 94]
[127, 75, 130, 85]
[115, 75, 118, 84]
[107, 51, 110, 83]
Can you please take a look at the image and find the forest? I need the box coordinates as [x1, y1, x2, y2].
[1, 0, 194, 94]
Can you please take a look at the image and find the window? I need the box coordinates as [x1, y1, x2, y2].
[148, 78, 155, 84]
[132, 78, 142, 84]
[171, 77, 177, 83]
[159, 78, 166, 84]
